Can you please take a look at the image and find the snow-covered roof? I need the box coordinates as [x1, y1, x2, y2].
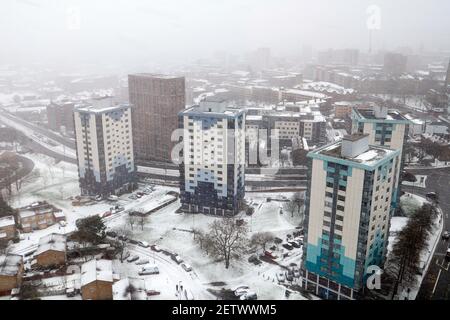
[81, 259, 114, 287]
[19, 210, 35, 219]
[35, 233, 67, 256]
[0, 215, 15, 228]
[0, 254, 23, 276]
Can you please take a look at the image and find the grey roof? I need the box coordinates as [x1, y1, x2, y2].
[0, 254, 23, 276]
[35, 233, 67, 255]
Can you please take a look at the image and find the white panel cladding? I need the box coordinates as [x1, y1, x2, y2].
[306, 158, 327, 247]
[341, 167, 364, 261]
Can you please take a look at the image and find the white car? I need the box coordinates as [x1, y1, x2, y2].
[240, 291, 257, 300]
[59, 221, 67, 227]
[138, 241, 150, 248]
[127, 255, 139, 263]
[181, 263, 192, 272]
[135, 258, 150, 265]
[231, 284, 249, 292]
[138, 265, 159, 275]
[234, 288, 249, 297]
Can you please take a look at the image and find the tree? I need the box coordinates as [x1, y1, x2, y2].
[386, 203, 437, 299]
[113, 227, 133, 262]
[198, 218, 249, 269]
[19, 283, 40, 300]
[73, 215, 106, 246]
[403, 143, 417, 164]
[250, 232, 275, 252]
[126, 215, 139, 231]
[137, 215, 148, 231]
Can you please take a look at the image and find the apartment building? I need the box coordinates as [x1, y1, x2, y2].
[128, 74, 185, 163]
[302, 134, 401, 300]
[74, 104, 136, 197]
[18, 201, 65, 233]
[0, 216, 16, 242]
[179, 98, 245, 215]
[351, 105, 409, 210]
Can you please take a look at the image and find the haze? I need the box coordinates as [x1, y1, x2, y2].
[1, 0, 450, 69]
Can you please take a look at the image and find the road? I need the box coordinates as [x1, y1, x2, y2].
[403, 167, 450, 299]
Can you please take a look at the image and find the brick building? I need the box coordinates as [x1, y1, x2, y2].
[35, 233, 67, 268]
[81, 259, 118, 300]
[0, 254, 23, 296]
[0, 216, 16, 242]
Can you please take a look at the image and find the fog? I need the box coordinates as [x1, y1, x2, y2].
[1, 0, 450, 69]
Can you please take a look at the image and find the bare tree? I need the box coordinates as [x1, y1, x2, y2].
[137, 215, 148, 231]
[126, 215, 138, 231]
[114, 227, 133, 262]
[250, 232, 275, 252]
[198, 218, 249, 269]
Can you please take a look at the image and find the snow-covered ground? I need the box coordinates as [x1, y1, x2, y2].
[6, 152, 309, 300]
[401, 175, 427, 188]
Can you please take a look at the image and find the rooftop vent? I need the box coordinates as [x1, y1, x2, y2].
[341, 134, 369, 158]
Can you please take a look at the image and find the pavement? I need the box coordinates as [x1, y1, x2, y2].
[403, 167, 450, 299]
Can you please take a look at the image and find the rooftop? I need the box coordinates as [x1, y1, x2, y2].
[0, 254, 23, 276]
[81, 259, 115, 287]
[35, 233, 67, 255]
[0, 215, 15, 228]
[354, 107, 409, 122]
[129, 73, 183, 80]
[75, 103, 131, 114]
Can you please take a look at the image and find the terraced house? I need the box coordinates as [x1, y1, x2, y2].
[302, 134, 401, 300]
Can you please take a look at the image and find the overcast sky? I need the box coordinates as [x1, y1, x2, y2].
[1, 0, 449, 69]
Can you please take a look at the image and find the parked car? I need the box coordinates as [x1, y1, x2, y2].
[274, 237, 283, 244]
[276, 272, 286, 282]
[122, 251, 131, 260]
[58, 221, 67, 227]
[264, 251, 277, 259]
[106, 230, 117, 238]
[181, 263, 192, 272]
[248, 254, 261, 265]
[135, 258, 150, 265]
[151, 245, 162, 252]
[234, 288, 249, 297]
[442, 231, 450, 241]
[232, 285, 249, 292]
[138, 265, 159, 275]
[282, 243, 294, 250]
[108, 195, 119, 201]
[146, 290, 161, 296]
[138, 241, 150, 248]
[240, 291, 257, 300]
[288, 240, 301, 248]
[286, 271, 294, 282]
[129, 239, 139, 245]
[118, 235, 129, 242]
[171, 254, 183, 264]
[127, 255, 139, 263]
[102, 211, 112, 218]
[95, 195, 102, 201]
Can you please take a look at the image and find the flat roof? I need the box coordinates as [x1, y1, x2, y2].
[354, 107, 409, 122]
[129, 73, 183, 80]
[308, 140, 399, 170]
[75, 103, 130, 114]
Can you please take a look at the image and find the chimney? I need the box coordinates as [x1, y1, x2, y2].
[341, 134, 370, 158]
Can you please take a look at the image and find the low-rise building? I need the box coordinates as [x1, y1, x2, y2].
[35, 233, 67, 268]
[0, 216, 16, 242]
[81, 259, 118, 300]
[425, 121, 449, 137]
[18, 202, 65, 233]
[0, 254, 24, 296]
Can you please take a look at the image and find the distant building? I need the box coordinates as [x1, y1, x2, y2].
[46, 101, 75, 134]
[0, 254, 23, 296]
[18, 201, 65, 233]
[302, 134, 401, 300]
[35, 233, 67, 268]
[128, 74, 185, 163]
[0, 216, 16, 242]
[178, 98, 245, 215]
[74, 104, 136, 197]
[384, 52, 407, 75]
[425, 122, 449, 137]
[81, 259, 119, 300]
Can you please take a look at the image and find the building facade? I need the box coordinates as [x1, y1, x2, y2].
[179, 99, 245, 215]
[0, 254, 23, 296]
[35, 233, 67, 268]
[74, 104, 136, 197]
[46, 101, 76, 134]
[0, 216, 16, 242]
[302, 134, 401, 299]
[128, 74, 185, 163]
